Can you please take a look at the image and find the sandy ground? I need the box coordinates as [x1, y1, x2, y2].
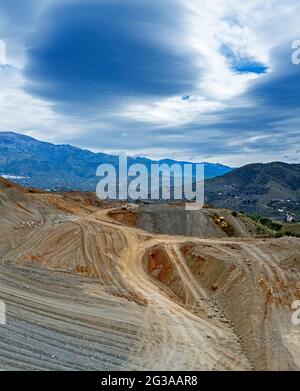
[0, 182, 300, 370]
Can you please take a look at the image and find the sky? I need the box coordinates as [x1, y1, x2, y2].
[0, 0, 300, 166]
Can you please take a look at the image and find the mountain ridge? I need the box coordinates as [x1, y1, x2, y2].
[0, 131, 233, 190]
[205, 161, 300, 221]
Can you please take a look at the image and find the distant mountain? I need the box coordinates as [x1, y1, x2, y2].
[0, 132, 233, 191]
[205, 162, 300, 221]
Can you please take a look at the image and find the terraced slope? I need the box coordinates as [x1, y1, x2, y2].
[0, 178, 299, 370]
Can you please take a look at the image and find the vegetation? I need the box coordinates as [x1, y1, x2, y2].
[206, 162, 300, 222]
[242, 212, 300, 238]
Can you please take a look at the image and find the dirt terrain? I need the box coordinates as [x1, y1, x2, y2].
[0, 177, 300, 370]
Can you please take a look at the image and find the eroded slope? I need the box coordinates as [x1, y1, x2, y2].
[0, 178, 299, 370]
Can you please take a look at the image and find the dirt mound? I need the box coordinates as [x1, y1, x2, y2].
[107, 209, 138, 227]
[0, 180, 299, 370]
[137, 205, 252, 238]
[0, 176, 26, 191]
[142, 239, 300, 370]
[178, 241, 300, 370]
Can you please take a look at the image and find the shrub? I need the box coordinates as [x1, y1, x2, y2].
[259, 217, 282, 231]
[275, 231, 285, 238]
[283, 231, 300, 238]
[247, 213, 260, 222]
[283, 230, 292, 237]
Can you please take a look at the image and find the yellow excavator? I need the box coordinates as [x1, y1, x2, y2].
[213, 215, 228, 228]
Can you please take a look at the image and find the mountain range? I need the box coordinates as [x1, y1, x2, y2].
[0, 131, 233, 190]
[0, 131, 299, 222]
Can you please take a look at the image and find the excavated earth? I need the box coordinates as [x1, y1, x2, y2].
[0, 177, 300, 371]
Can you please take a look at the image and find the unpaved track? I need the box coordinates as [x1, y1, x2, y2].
[0, 196, 300, 370]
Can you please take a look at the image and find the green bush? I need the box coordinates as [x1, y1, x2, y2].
[247, 213, 260, 222]
[258, 217, 282, 231]
[275, 231, 285, 238]
[270, 222, 283, 231]
[259, 217, 271, 225]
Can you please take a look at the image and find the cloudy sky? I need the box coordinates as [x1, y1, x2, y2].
[0, 0, 300, 166]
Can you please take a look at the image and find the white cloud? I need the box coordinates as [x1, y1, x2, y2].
[118, 0, 271, 127]
[0, 64, 88, 143]
[119, 0, 300, 128]
[1, 0, 300, 165]
[119, 95, 224, 127]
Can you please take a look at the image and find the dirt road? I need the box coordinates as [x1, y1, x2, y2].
[0, 193, 299, 370]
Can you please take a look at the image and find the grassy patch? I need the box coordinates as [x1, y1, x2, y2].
[241, 212, 300, 238]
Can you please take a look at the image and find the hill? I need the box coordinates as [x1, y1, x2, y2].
[205, 162, 300, 221]
[0, 177, 300, 370]
[0, 131, 232, 191]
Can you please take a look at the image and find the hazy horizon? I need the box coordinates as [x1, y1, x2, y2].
[1, 130, 299, 168]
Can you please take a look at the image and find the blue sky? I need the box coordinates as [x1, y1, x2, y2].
[0, 0, 300, 166]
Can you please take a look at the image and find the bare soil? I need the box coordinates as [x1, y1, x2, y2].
[0, 179, 299, 370]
